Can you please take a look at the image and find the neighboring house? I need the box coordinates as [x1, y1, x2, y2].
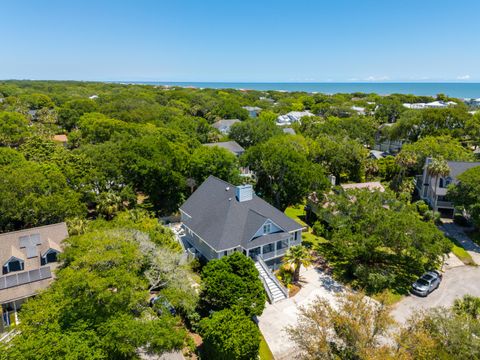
[276, 111, 314, 126]
[52, 134, 68, 147]
[306, 181, 385, 224]
[340, 181, 385, 192]
[403, 101, 457, 109]
[351, 106, 366, 115]
[259, 96, 275, 104]
[243, 106, 262, 118]
[180, 176, 304, 269]
[464, 98, 480, 108]
[0, 223, 68, 332]
[415, 158, 480, 217]
[211, 119, 240, 135]
[374, 123, 404, 153]
[369, 150, 387, 160]
[282, 127, 296, 135]
[203, 141, 245, 156]
[203, 141, 254, 177]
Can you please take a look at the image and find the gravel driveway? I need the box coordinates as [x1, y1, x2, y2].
[391, 265, 480, 323]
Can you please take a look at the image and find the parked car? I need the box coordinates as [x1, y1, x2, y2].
[149, 295, 176, 315]
[411, 270, 442, 297]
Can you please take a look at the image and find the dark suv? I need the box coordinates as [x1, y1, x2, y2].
[411, 271, 442, 297]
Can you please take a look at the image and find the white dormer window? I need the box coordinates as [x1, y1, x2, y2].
[41, 249, 60, 266]
[2, 257, 25, 275]
[263, 223, 271, 234]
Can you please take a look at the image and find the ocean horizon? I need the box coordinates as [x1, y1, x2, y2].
[132, 81, 480, 99]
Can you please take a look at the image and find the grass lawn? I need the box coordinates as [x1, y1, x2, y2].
[285, 205, 328, 248]
[284, 205, 308, 227]
[259, 333, 274, 360]
[451, 241, 476, 266]
[372, 289, 404, 306]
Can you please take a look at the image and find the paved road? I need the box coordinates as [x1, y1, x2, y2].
[391, 265, 480, 323]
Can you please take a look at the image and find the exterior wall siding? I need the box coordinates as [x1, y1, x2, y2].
[182, 226, 219, 261]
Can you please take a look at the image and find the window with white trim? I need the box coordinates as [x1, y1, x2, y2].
[41, 249, 60, 266]
[2, 258, 24, 275]
[263, 223, 271, 234]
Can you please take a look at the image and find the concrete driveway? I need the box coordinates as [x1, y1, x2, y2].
[257, 267, 344, 360]
[391, 265, 480, 323]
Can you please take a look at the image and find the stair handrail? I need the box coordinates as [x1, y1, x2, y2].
[256, 255, 288, 298]
[258, 273, 274, 303]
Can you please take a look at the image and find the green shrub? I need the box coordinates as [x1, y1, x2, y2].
[312, 221, 326, 237]
[277, 265, 294, 286]
[199, 309, 260, 360]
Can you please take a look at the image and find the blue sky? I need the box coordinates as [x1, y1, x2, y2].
[1, 0, 479, 82]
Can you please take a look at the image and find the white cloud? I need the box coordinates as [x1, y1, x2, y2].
[457, 74, 471, 80]
[364, 75, 390, 81]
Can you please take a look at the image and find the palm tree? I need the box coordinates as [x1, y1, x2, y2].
[67, 217, 88, 235]
[427, 157, 450, 215]
[283, 245, 312, 283]
[96, 191, 123, 220]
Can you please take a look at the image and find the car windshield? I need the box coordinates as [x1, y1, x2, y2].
[422, 274, 434, 281]
[416, 278, 430, 286]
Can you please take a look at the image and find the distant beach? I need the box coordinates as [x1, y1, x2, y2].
[134, 82, 480, 99]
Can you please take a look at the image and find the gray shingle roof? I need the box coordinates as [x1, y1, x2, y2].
[203, 141, 245, 156]
[212, 119, 240, 129]
[447, 161, 480, 179]
[180, 176, 303, 251]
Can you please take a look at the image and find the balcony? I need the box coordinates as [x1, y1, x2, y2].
[436, 201, 454, 209]
[261, 247, 287, 261]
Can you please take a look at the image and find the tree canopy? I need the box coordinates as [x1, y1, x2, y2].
[200, 252, 266, 317]
[0, 212, 192, 359]
[317, 189, 451, 293]
[243, 135, 329, 210]
[448, 166, 480, 227]
[199, 309, 261, 360]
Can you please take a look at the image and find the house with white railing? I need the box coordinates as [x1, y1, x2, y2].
[179, 176, 304, 302]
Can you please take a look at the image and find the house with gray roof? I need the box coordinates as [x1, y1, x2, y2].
[180, 176, 303, 266]
[180, 176, 303, 302]
[282, 127, 296, 135]
[276, 111, 314, 126]
[416, 158, 480, 217]
[211, 119, 241, 135]
[0, 223, 68, 332]
[203, 141, 245, 156]
[243, 106, 262, 118]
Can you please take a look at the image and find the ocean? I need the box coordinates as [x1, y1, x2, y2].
[136, 82, 480, 99]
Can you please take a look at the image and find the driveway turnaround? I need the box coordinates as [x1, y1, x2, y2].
[391, 265, 480, 323]
[257, 267, 344, 360]
[440, 221, 480, 264]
